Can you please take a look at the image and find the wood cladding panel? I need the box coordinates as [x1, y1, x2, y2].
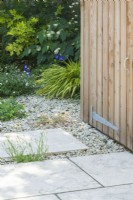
[81, 0, 133, 151]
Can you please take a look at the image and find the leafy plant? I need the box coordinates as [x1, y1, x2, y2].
[0, 98, 26, 121]
[22, 17, 80, 65]
[36, 61, 80, 99]
[0, 8, 38, 65]
[5, 10, 38, 56]
[0, 0, 80, 66]
[0, 64, 36, 97]
[4, 133, 48, 163]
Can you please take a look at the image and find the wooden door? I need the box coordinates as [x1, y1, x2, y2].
[81, 0, 133, 151]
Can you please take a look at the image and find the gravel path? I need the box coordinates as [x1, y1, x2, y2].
[0, 95, 125, 160]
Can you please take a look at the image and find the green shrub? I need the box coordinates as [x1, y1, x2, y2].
[0, 0, 80, 66]
[0, 65, 36, 97]
[0, 9, 38, 56]
[0, 8, 39, 64]
[22, 17, 80, 65]
[0, 98, 26, 121]
[36, 61, 80, 99]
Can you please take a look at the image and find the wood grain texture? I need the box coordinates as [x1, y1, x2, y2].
[97, 0, 103, 132]
[80, 0, 84, 120]
[126, 1, 133, 149]
[114, 0, 120, 142]
[102, 1, 109, 134]
[80, 0, 133, 151]
[120, 0, 127, 146]
[108, 0, 115, 139]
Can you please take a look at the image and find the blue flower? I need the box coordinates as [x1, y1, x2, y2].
[54, 54, 65, 61]
[54, 54, 60, 60]
[58, 56, 64, 61]
[24, 64, 30, 76]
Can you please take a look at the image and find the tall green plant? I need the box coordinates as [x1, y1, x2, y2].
[36, 61, 80, 99]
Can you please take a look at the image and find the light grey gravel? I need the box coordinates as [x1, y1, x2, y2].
[0, 95, 125, 162]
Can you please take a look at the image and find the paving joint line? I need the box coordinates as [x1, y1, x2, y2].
[55, 183, 133, 196]
[54, 187, 103, 195]
[67, 157, 104, 188]
[5, 187, 103, 200]
[55, 194, 62, 200]
[7, 183, 133, 200]
[105, 182, 133, 189]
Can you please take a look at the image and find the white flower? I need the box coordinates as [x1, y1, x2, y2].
[54, 48, 60, 54]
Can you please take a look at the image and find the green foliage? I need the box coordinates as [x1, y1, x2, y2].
[0, 65, 36, 97]
[0, 98, 26, 121]
[36, 61, 80, 99]
[22, 18, 80, 65]
[4, 133, 48, 163]
[2, 9, 38, 56]
[0, 0, 80, 66]
[0, 8, 38, 65]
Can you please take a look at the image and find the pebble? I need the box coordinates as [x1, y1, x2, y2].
[0, 95, 125, 160]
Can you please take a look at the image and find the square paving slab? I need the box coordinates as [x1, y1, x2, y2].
[0, 159, 100, 200]
[58, 184, 133, 200]
[0, 129, 87, 158]
[70, 152, 133, 186]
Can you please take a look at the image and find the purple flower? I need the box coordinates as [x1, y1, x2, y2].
[54, 54, 64, 61]
[24, 64, 30, 76]
[58, 56, 64, 61]
[54, 54, 60, 60]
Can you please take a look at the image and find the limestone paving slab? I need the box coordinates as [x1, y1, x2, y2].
[0, 128, 87, 158]
[12, 195, 59, 200]
[70, 152, 133, 186]
[58, 184, 133, 200]
[0, 159, 100, 200]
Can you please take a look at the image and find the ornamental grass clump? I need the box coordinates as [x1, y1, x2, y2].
[36, 61, 80, 99]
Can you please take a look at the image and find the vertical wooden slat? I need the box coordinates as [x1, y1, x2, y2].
[89, 1, 94, 125]
[80, 0, 84, 120]
[126, 1, 133, 150]
[120, 0, 127, 146]
[90, 1, 97, 127]
[114, 0, 121, 142]
[102, 1, 109, 134]
[132, 1, 133, 151]
[108, 0, 115, 139]
[97, 0, 103, 132]
[81, 1, 90, 122]
[82, 1, 90, 123]
[89, 0, 93, 125]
